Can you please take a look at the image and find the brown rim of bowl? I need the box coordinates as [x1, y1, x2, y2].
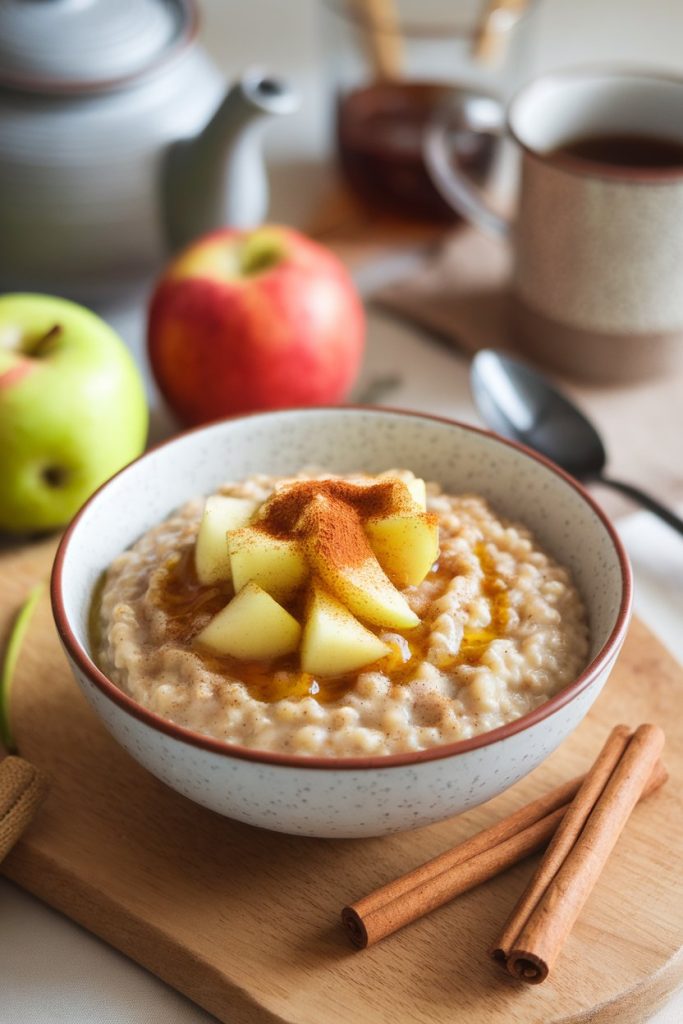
[51, 406, 633, 772]
[0, 0, 199, 96]
[507, 65, 683, 185]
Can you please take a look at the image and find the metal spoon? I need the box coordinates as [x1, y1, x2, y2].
[470, 349, 683, 536]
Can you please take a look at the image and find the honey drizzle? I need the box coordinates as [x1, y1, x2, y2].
[153, 546, 349, 704]
[374, 543, 509, 684]
[144, 539, 509, 704]
[457, 541, 510, 664]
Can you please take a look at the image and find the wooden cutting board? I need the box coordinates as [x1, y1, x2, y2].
[1, 536, 682, 1024]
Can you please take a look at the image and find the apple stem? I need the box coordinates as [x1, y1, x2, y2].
[30, 324, 62, 358]
[239, 233, 286, 276]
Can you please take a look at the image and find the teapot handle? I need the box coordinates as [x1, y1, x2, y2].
[423, 92, 511, 239]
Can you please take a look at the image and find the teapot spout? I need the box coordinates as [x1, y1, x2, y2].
[163, 70, 299, 252]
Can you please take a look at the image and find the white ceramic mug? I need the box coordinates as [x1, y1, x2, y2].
[424, 68, 683, 382]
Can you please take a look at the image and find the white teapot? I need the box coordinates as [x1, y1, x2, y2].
[0, 0, 299, 296]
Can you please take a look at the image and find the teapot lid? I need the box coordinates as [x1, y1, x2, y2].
[0, 0, 197, 93]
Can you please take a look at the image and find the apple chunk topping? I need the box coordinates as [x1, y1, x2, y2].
[228, 526, 308, 601]
[192, 474, 436, 677]
[405, 476, 427, 510]
[365, 509, 439, 588]
[301, 583, 390, 676]
[195, 581, 301, 660]
[195, 495, 257, 585]
[298, 492, 420, 630]
[375, 470, 427, 510]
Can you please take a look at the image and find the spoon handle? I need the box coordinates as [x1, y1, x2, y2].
[598, 476, 683, 536]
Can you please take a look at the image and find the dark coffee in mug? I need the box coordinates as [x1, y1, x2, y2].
[549, 132, 683, 170]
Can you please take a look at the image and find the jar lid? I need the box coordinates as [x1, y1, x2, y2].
[0, 0, 197, 94]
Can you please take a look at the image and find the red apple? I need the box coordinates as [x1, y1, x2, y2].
[147, 226, 365, 425]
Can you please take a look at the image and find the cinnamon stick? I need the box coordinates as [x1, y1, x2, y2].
[349, 0, 403, 82]
[495, 723, 666, 983]
[343, 804, 567, 948]
[342, 744, 667, 949]
[472, 0, 530, 66]
[492, 723, 631, 966]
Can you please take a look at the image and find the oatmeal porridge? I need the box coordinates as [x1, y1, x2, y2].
[95, 470, 589, 757]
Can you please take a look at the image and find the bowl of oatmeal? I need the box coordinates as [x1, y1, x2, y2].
[51, 408, 631, 837]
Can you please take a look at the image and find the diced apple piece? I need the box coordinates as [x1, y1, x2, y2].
[405, 476, 427, 510]
[299, 494, 420, 630]
[195, 495, 257, 585]
[365, 510, 439, 588]
[375, 472, 427, 511]
[194, 581, 301, 660]
[301, 584, 390, 676]
[228, 526, 308, 601]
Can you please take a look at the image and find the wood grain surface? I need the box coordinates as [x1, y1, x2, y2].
[1, 537, 682, 1024]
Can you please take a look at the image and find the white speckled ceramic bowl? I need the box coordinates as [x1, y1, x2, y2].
[51, 408, 631, 838]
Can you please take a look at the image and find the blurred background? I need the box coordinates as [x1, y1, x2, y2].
[4, 0, 680, 434]
[209, 0, 683, 223]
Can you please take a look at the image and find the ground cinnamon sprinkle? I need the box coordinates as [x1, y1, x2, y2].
[256, 479, 414, 568]
[300, 493, 372, 569]
[256, 481, 324, 537]
[350, 480, 403, 519]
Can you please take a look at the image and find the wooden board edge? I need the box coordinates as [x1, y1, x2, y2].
[1, 845, 287, 1024]
[559, 951, 683, 1024]
[5, 823, 683, 1024]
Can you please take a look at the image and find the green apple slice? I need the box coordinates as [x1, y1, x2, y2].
[228, 525, 308, 601]
[195, 495, 257, 585]
[299, 494, 419, 630]
[375, 472, 427, 511]
[365, 510, 439, 588]
[301, 584, 390, 676]
[405, 476, 427, 510]
[194, 581, 301, 660]
[0, 582, 45, 751]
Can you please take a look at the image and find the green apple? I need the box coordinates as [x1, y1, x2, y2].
[0, 294, 148, 533]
